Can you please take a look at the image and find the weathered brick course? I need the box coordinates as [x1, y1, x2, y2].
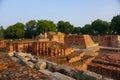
[64, 34, 94, 48]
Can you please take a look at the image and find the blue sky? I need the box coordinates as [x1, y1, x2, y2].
[0, 0, 120, 28]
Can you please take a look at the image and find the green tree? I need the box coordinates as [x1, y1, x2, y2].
[81, 24, 94, 35]
[91, 19, 110, 35]
[36, 20, 56, 35]
[72, 27, 81, 34]
[5, 22, 25, 39]
[25, 20, 37, 38]
[57, 21, 74, 34]
[0, 26, 4, 40]
[111, 15, 120, 34]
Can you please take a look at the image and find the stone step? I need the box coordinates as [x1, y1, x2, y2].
[52, 72, 75, 80]
[88, 63, 120, 79]
[40, 70, 75, 80]
[68, 55, 95, 70]
[67, 51, 84, 63]
[92, 59, 120, 68]
[79, 70, 114, 80]
[69, 55, 94, 66]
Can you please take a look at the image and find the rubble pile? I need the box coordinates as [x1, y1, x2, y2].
[0, 52, 114, 80]
[0, 53, 19, 71]
[0, 53, 51, 80]
[0, 66, 51, 80]
[8, 52, 76, 80]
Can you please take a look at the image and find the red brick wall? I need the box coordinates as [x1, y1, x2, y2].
[99, 35, 120, 48]
[64, 35, 94, 48]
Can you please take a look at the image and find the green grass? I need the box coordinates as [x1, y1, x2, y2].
[94, 41, 98, 44]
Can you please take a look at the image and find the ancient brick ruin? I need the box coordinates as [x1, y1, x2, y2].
[32, 41, 74, 57]
[37, 32, 64, 43]
[99, 35, 120, 53]
[0, 53, 19, 71]
[6, 40, 74, 57]
[5, 32, 73, 57]
[88, 53, 120, 79]
[99, 35, 120, 48]
[6, 40, 34, 52]
[1, 51, 111, 80]
[87, 35, 120, 79]
[1, 33, 120, 79]
[0, 40, 8, 51]
[0, 53, 52, 80]
[65, 34, 95, 48]
[6, 32, 95, 57]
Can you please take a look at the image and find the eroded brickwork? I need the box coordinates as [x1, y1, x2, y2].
[88, 53, 120, 79]
[6, 40, 74, 57]
[64, 34, 94, 48]
[37, 32, 64, 43]
[6, 40, 34, 52]
[32, 41, 74, 57]
[0, 40, 8, 51]
[99, 35, 120, 48]
[0, 53, 19, 71]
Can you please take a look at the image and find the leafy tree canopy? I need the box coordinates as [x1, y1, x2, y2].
[91, 19, 110, 35]
[5, 22, 25, 39]
[25, 20, 37, 38]
[57, 21, 74, 34]
[36, 20, 56, 35]
[0, 26, 4, 40]
[111, 15, 120, 34]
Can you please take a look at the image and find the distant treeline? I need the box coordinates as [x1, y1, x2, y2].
[0, 15, 120, 40]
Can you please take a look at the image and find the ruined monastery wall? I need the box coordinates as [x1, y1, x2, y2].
[64, 35, 94, 48]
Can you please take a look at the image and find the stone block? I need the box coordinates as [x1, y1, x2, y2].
[51, 72, 75, 80]
[36, 61, 46, 70]
[8, 51, 15, 57]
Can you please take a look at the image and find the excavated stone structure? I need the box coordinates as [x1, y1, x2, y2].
[6, 32, 97, 57]
[6, 40, 74, 57]
[5, 32, 70, 57]
[37, 32, 64, 43]
[99, 35, 120, 52]
[88, 53, 120, 79]
[86, 35, 120, 79]
[0, 40, 8, 51]
[6, 40, 34, 53]
[5, 33, 98, 71]
[64, 34, 94, 48]
[32, 41, 74, 57]
[99, 35, 120, 48]
[0, 53, 19, 71]
[47, 50, 98, 70]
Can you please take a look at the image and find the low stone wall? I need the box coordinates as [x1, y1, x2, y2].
[32, 41, 74, 57]
[64, 35, 94, 48]
[100, 47, 120, 52]
[0, 40, 9, 51]
[6, 40, 34, 52]
[99, 35, 120, 48]
[6, 40, 74, 57]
